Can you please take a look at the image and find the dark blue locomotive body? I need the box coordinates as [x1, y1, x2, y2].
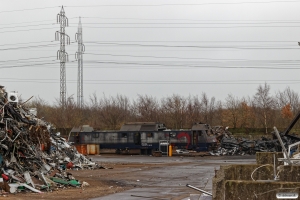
[69, 122, 217, 154]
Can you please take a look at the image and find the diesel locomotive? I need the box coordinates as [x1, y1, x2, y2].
[69, 122, 218, 154]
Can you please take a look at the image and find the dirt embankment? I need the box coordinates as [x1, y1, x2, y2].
[0, 162, 137, 200]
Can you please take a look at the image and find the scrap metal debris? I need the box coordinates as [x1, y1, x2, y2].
[210, 125, 300, 156]
[0, 86, 99, 195]
[186, 184, 212, 196]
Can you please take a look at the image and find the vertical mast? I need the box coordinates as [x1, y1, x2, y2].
[56, 6, 70, 108]
[76, 17, 85, 108]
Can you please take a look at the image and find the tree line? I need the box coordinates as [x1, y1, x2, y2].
[26, 83, 300, 134]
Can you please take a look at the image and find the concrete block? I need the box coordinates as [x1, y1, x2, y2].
[213, 164, 273, 200]
[278, 165, 300, 182]
[256, 152, 283, 165]
[224, 180, 300, 200]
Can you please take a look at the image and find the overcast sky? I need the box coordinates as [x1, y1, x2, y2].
[1, 0, 300, 104]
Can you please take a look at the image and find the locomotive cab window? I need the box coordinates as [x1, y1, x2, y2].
[170, 132, 176, 137]
[92, 133, 99, 138]
[72, 132, 79, 136]
[134, 132, 141, 145]
[147, 132, 153, 138]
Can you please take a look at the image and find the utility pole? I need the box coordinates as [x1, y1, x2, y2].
[55, 6, 70, 108]
[75, 17, 85, 108]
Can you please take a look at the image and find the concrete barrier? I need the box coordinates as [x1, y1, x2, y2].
[256, 152, 283, 165]
[212, 164, 274, 200]
[212, 152, 300, 200]
[224, 180, 300, 200]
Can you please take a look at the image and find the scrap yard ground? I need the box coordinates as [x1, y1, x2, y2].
[4, 154, 255, 200]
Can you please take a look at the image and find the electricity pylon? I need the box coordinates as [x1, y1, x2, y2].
[55, 6, 70, 108]
[75, 17, 85, 108]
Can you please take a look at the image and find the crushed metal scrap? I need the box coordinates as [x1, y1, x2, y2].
[210, 124, 300, 156]
[0, 86, 100, 195]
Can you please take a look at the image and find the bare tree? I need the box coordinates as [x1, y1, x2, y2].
[224, 94, 240, 128]
[161, 94, 187, 129]
[276, 87, 300, 115]
[186, 95, 202, 125]
[214, 100, 223, 125]
[99, 94, 130, 130]
[27, 96, 50, 119]
[87, 93, 101, 128]
[238, 97, 254, 131]
[253, 83, 275, 133]
[201, 93, 216, 125]
[132, 95, 159, 122]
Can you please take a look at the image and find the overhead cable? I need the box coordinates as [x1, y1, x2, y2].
[65, 1, 300, 7]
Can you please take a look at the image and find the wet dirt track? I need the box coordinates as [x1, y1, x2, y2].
[3, 154, 255, 200]
[91, 154, 255, 200]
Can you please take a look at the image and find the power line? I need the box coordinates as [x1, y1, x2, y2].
[80, 60, 300, 65]
[65, 1, 300, 7]
[81, 40, 297, 43]
[0, 40, 57, 47]
[0, 23, 56, 30]
[0, 27, 57, 34]
[0, 59, 57, 64]
[26, 45, 298, 50]
[85, 52, 244, 60]
[0, 17, 78, 26]
[84, 42, 299, 49]
[84, 53, 300, 61]
[1, 55, 299, 66]
[69, 22, 300, 25]
[0, 43, 72, 51]
[73, 25, 300, 28]
[81, 16, 300, 22]
[2, 59, 300, 70]
[0, 61, 59, 69]
[63, 60, 300, 69]
[0, 56, 56, 63]
[1, 79, 300, 85]
[2, 77, 300, 82]
[0, 6, 59, 14]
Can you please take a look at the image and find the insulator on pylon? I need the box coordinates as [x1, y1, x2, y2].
[57, 50, 60, 60]
[75, 33, 78, 42]
[55, 31, 60, 41]
[67, 35, 70, 45]
[65, 53, 69, 62]
[57, 14, 60, 23]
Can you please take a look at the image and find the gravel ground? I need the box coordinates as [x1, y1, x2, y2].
[0, 154, 256, 200]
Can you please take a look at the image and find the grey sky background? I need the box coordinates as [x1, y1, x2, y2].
[1, 0, 300, 104]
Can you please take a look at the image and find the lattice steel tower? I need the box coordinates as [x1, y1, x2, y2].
[75, 17, 85, 108]
[55, 6, 70, 107]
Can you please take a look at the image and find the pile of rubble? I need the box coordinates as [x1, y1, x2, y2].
[0, 86, 97, 194]
[210, 126, 300, 156]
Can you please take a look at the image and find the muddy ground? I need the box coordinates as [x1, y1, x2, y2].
[0, 154, 256, 200]
[0, 163, 134, 200]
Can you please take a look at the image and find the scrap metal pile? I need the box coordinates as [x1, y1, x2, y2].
[210, 126, 300, 156]
[0, 86, 97, 194]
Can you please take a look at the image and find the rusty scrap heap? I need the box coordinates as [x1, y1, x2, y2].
[0, 86, 96, 194]
[211, 126, 300, 156]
